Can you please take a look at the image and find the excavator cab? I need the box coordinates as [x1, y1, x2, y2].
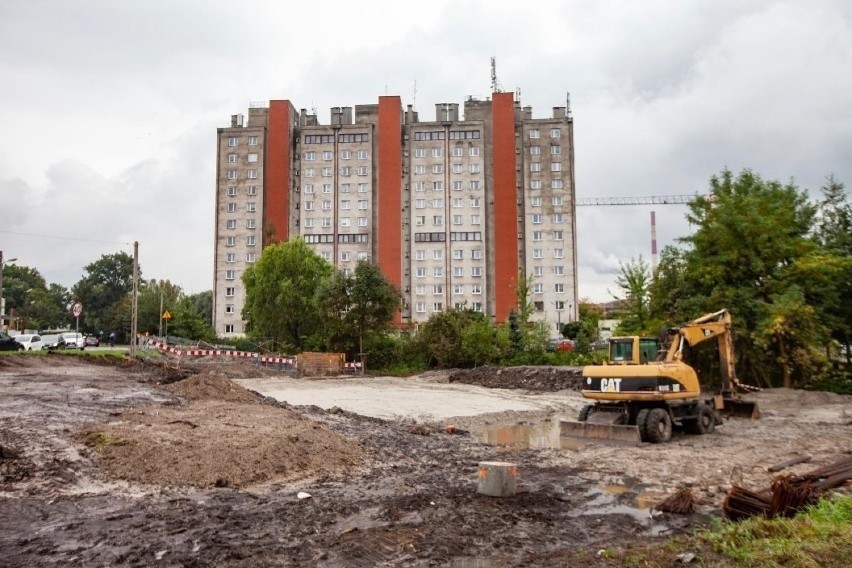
[608, 337, 661, 364]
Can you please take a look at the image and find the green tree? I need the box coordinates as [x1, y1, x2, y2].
[168, 295, 215, 341]
[613, 256, 652, 334]
[316, 269, 354, 352]
[72, 252, 136, 336]
[346, 261, 400, 366]
[136, 279, 182, 336]
[417, 308, 496, 368]
[242, 238, 333, 350]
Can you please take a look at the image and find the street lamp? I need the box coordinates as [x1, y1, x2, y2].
[0, 251, 18, 330]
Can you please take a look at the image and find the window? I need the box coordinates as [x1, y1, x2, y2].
[341, 166, 351, 176]
[340, 217, 351, 227]
[471, 267, 482, 276]
[531, 196, 542, 207]
[341, 150, 351, 160]
[552, 179, 564, 189]
[432, 147, 443, 157]
[452, 164, 463, 174]
[533, 265, 543, 276]
[322, 184, 332, 194]
[246, 253, 256, 263]
[535, 301, 544, 312]
[530, 145, 541, 156]
[533, 248, 543, 259]
[554, 265, 565, 276]
[322, 252, 331, 261]
[227, 186, 237, 196]
[248, 136, 258, 145]
[433, 302, 443, 312]
[304, 218, 314, 228]
[246, 219, 256, 229]
[553, 230, 564, 241]
[415, 250, 426, 260]
[228, 154, 238, 163]
[434, 267, 443, 277]
[531, 180, 542, 190]
[340, 183, 351, 193]
[470, 215, 481, 225]
[534, 283, 543, 293]
[248, 153, 258, 163]
[470, 198, 481, 207]
[452, 198, 463, 208]
[555, 283, 565, 293]
[227, 170, 237, 180]
[416, 302, 427, 313]
[469, 147, 480, 157]
[415, 148, 426, 158]
[414, 131, 446, 141]
[322, 167, 332, 177]
[529, 129, 540, 139]
[225, 287, 235, 297]
[448, 130, 480, 140]
[452, 147, 463, 157]
[414, 182, 426, 192]
[340, 200, 351, 210]
[322, 200, 332, 210]
[554, 249, 564, 258]
[247, 186, 256, 196]
[247, 169, 258, 178]
[432, 164, 443, 174]
[323, 151, 333, 161]
[551, 128, 561, 138]
[552, 196, 563, 206]
[472, 302, 483, 312]
[471, 249, 482, 260]
[226, 253, 236, 263]
[246, 202, 256, 212]
[304, 167, 314, 177]
[228, 137, 237, 146]
[532, 213, 543, 224]
[415, 215, 425, 225]
[225, 304, 235, 314]
[433, 284, 443, 294]
[453, 267, 464, 277]
[452, 181, 463, 190]
[358, 217, 367, 227]
[227, 203, 237, 213]
[453, 284, 463, 294]
[533, 230, 543, 241]
[471, 284, 482, 294]
[553, 213, 564, 223]
[414, 165, 426, 175]
[304, 151, 315, 161]
[357, 149, 367, 160]
[337, 133, 369, 143]
[225, 270, 236, 280]
[453, 215, 463, 225]
[469, 164, 480, 174]
[305, 201, 314, 210]
[224, 324, 235, 333]
[341, 252, 351, 261]
[321, 218, 331, 227]
[226, 219, 236, 229]
[358, 183, 368, 193]
[551, 163, 562, 172]
[357, 166, 368, 176]
[415, 284, 426, 295]
[550, 145, 561, 155]
[433, 215, 443, 226]
[226, 236, 236, 246]
[415, 267, 426, 277]
[304, 184, 314, 194]
[453, 250, 463, 260]
[555, 301, 565, 310]
[433, 181, 444, 191]
[530, 163, 541, 172]
[433, 249, 443, 260]
[358, 200, 368, 209]
[246, 236, 256, 246]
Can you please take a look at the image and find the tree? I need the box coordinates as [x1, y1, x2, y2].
[417, 308, 497, 368]
[168, 295, 215, 341]
[242, 238, 333, 350]
[613, 256, 652, 334]
[346, 261, 400, 365]
[72, 252, 136, 336]
[653, 168, 823, 387]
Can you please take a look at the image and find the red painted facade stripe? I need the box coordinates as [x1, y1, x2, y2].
[266, 100, 293, 244]
[377, 96, 403, 322]
[491, 92, 518, 323]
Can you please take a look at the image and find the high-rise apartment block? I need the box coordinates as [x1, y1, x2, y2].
[214, 92, 577, 337]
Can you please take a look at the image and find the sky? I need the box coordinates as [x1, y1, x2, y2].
[1, 0, 850, 302]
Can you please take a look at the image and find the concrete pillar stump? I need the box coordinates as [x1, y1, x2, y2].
[477, 461, 518, 497]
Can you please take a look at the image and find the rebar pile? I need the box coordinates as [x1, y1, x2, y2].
[723, 456, 852, 521]
[655, 487, 694, 514]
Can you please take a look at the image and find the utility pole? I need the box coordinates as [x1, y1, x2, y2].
[158, 288, 163, 337]
[0, 251, 18, 331]
[130, 241, 139, 356]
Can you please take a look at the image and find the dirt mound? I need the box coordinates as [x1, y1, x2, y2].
[162, 372, 264, 403]
[448, 365, 583, 391]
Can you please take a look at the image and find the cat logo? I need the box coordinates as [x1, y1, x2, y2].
[600, 378, 622, 392]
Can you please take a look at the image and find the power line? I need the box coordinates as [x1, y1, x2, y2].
[0, 229, 132, 246]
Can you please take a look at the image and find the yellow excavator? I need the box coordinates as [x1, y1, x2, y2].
[561, 309, 760, 444]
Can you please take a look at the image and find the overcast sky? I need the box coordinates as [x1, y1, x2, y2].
[1, 0, 850, 302]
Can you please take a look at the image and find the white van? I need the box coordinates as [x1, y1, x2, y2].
[14, 334, 44, 351]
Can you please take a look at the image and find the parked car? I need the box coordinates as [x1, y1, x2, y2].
[0, 331, 25, 351]
[60, 332, 86, 350]
[85, 335, 100, 347]
[547, 338, 574, 352]
[14, 334, 44, 351]
[41, 334, 61, 350]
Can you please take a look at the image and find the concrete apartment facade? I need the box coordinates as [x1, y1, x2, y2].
[213, 92, 577, 337]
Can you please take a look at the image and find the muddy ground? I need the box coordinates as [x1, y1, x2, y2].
[0, 355, 850, 567]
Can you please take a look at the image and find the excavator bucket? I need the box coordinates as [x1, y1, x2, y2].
[559, 413, 642, 446]
[716, 395, 760, 419]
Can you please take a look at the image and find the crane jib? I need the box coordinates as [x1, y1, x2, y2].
[583, 376, 686, 393]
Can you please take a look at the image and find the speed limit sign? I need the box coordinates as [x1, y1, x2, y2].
[71, 302, 83, 318]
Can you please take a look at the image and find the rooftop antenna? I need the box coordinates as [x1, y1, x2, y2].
[412, 79, 417, 109]
[490, 56, 503, 93]
[566, 91, 572, 118]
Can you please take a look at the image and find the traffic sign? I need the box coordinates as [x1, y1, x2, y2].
[71, 302, 83, 318]
[162, 311, 172, 320]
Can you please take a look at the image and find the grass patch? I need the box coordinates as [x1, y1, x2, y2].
[79, 430, 135, 452]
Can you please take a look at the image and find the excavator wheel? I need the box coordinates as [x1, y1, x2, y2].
[635, 408, 651, 442]
[694, 404, 715, 435]
[578, 405, 596, 422]
[642, 408, 672, 444]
